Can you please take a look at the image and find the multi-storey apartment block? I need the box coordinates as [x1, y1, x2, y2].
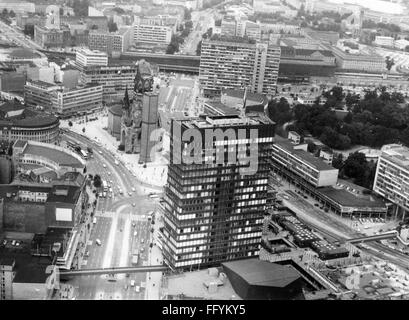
[199, 37, 280, 97]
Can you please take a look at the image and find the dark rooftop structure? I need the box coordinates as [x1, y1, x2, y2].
[0, 101, 59, 129]
[222, 259, 305, 300]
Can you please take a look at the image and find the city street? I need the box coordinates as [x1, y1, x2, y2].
[61, 131, 163, 300]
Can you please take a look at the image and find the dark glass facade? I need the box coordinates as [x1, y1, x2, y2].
[161, 115, 275, 269]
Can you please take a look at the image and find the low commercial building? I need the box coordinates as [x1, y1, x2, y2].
[0, 101, 59, 144]
[395, 39, 409, 50]
[271, 135, 388, 218]
[374, 36, 395, 48]
[24, 80, 61, 111]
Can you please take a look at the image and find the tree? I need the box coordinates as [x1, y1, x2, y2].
[68, 121, 73, 127]
[93, 174, 102, 188]
[2, 9, 8, 16]
[82, 127, 85, 133]
[108, 21, 118, 33]
[8, 10, 15, 18]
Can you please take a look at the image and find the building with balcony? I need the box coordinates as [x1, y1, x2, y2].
[160, 113, 275, 269]
[51, 84, 103, 118]
[199, 36, 280, 97]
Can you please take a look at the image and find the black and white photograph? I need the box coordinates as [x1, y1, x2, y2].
[0, 0, 409, 310]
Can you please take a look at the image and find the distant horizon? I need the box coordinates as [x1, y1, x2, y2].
[326, 0, 405, 15]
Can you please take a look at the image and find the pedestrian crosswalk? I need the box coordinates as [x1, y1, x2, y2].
[95, 211, 115, 217]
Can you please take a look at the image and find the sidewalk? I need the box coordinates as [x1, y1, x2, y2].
[61, 115, 168, 188]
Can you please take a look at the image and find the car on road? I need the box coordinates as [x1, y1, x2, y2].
[99, 150, 103, 154]
[130, 280, 135, 287]
[135, 286, 140, 293]
[131, 187, 135, 192]
[128, 192, 132, 196]
[132, 203, 136, 207]
[2, 240, 6, 246]
[115, 160, 119, 165]
[102, 164, 106, 168]
[96, 239, 102, 246]
[134, 231, 138, 237]
[282, 195, 289, 200]
[124, 285, 128, 290]
[141, 239, 144, 244]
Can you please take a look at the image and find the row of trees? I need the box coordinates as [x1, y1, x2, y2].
[271, 86, 409, 151]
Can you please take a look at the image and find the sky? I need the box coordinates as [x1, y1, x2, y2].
[326, 0, 405, 14]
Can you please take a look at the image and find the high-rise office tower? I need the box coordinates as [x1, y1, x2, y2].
[160, 114, 275, 269]
[140, 92, 160, 163]
[199, 37, 280, 97]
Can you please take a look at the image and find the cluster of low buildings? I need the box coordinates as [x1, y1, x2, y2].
[0, 138, 91, 300]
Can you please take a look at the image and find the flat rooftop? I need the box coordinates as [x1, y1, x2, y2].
[274, 135, 335, 171]
[165, 268, 240, 300]
[381, 144, 409, 170]
[22, 143, 84, 168]
[319, 186, 387, 209]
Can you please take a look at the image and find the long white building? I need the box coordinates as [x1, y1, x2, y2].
[75, 49, 108, 67]
[373, 144, 409, 219]
[199, 37, 280, 96]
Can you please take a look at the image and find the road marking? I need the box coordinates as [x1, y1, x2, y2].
[102, 208, 121, 268]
